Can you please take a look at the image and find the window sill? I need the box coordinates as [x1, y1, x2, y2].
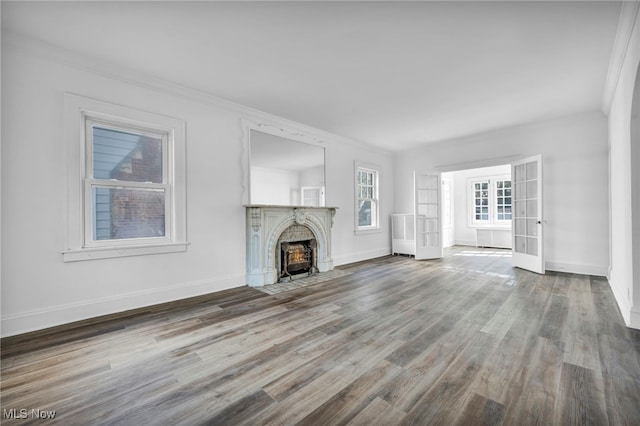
[63, 242, 189, 262]
[468, 224, 511, 230]
[354, 227, 382, 236]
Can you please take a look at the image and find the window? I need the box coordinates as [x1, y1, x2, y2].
[472, 180, 490, 222]
[64, 94, 187, 261]
[87, 122, 169, 243]
[301, 186, 324, 207]
[495, 179, 512, 221]
[355, 162, 380, 233]
[469, 175, 512, 227]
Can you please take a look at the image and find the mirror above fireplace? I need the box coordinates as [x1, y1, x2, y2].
[249, 129, 325, 206]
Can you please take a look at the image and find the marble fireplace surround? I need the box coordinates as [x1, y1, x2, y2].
[245, 205, 337, 287]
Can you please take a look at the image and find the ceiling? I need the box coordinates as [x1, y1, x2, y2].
[2, 1, 623, 152]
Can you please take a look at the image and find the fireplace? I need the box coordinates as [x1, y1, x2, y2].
[279, 239, 317, 281]
[245, 205, 337, 286]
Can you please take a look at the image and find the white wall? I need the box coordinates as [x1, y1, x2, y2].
[608, 8, 640, 329]
[0, 42, 393, 336]
[300, 166, 324, 187]
[395, 111, 610, 276]
[251, 166, 300, 205]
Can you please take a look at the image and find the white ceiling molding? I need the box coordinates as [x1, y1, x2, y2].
[601, 1, 640, 115]
[3, 30, 390, 157]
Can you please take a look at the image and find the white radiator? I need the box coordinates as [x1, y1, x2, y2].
[391, 214, 415, 255]
[476, 228, 512, 249]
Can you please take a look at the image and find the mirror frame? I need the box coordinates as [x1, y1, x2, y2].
[241, 118, 327, 206]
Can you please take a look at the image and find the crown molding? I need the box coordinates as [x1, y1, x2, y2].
[601, 1, 640, 115]
[2, 30, 391, 156]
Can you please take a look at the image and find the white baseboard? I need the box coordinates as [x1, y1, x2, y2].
[1, 274, 245, 338]
[333, 248, 391, 266]
[630, 308, 640, 330]
[608, 275, 632, 327]
[454, 240, 477, 247]
[545, 261, 608, 277]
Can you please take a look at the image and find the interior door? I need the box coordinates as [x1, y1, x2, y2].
[512, 155, 544, 273]
[414, 171, 443, 260]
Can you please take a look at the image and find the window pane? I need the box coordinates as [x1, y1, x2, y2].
[93, 186, 166, 240]
[93, 127, 163, 183]
[527, 180, 538, 199]
[526, 162, 537, 180]
[514, 164, 525, 183]
[497, 181, 503, 189]
[358, 200, 372, 227]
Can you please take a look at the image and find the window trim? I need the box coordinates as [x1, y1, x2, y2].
[63, 93, 187, 261]
[354, 161, 381, 235]
[467, 174, 512, 229]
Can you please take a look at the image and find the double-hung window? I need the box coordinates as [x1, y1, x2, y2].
[64, 94, 187, 261]
[355, 162, 380, 233]
[86, 121, 169, 244]
[469, 175, 512, 227]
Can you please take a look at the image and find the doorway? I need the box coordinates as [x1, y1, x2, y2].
[437, 156, 544, 274]
[441, 163, 513, 251]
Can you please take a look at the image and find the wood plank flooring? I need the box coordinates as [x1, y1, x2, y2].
[2, 246, 639, 425]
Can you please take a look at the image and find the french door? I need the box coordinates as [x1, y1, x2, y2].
[511, 155, 544, 274]
[414, 171, 443, 260]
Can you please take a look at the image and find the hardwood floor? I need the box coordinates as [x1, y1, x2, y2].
[2, 246, 639, 425]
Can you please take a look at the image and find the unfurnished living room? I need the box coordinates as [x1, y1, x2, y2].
[2, 1, 640, 425]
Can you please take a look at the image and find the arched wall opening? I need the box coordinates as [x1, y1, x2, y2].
[631, 62, 640, 318]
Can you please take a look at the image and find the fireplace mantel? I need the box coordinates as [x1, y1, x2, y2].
[245, 205, 337, 286]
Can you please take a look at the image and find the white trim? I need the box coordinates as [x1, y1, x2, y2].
[602, 1, 640, 114]
[354, 161, 381, 234]
[333, 247, 391, 266]
[64, 93, 187, 261]
[454, 240, 478, 247]
[467, 174, 512, 227]
[0, 274, 244, 337]
[63, 242, 188, 262]
[545, 261, 608, 277]
[241, 118, 329, 206]
[630, 308, 640, 330]
[608, 275, 632, 326]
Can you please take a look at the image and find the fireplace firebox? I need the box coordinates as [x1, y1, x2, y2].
[279, 239, 317, 281]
